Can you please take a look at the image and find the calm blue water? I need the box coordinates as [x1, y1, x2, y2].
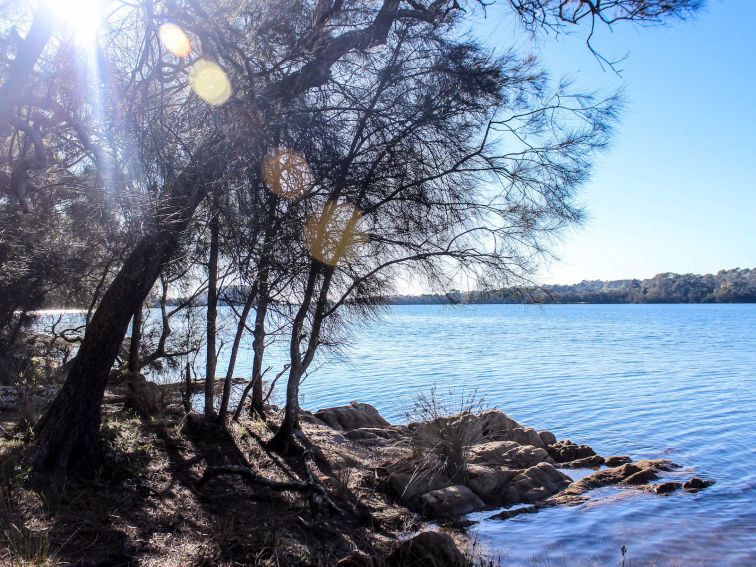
[264, 304, 756, 566]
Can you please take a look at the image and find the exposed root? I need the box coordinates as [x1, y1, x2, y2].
[198, 464, 311, 492]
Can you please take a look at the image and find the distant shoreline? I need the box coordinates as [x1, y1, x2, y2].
[390, 268, 756, 305]
[40, 268, 756, 310]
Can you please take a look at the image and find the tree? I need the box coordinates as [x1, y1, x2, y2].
[0, 0, 700, 472]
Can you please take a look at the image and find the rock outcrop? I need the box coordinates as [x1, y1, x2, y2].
[469, 440, 550, 468]
[558, 459, 680, 498]
[315, 402, 391, 430]
[315, 401, 711, 526]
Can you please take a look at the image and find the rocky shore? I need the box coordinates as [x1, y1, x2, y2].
[0, 384, 715, 566]
[307, 401, 714, 525]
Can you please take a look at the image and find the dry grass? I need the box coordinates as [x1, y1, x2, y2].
[405, 387, 490, 482]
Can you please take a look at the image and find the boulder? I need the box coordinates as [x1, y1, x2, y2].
[547, 440, 596, 463]
[472, 409, 522, 440]
[418, 484, 485, 518]
[124, 373, 163, 415]
[604, 455, 632, 467]
[314, 402, 390, 431]
[501, 463, 571, 505]
[470, 441, 550, 468]
[510, 427, 547, 449]
[539, 430, 557, 446]
[464, 465, 517, 505]
[683, 477, 715, 492]
[489, 504, 539, 521]
[384, 531, 468, 567]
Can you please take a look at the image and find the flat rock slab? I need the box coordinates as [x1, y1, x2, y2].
[470, 440, 551, 468]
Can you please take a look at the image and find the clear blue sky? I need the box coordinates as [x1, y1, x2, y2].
[472, 0, 755, 284]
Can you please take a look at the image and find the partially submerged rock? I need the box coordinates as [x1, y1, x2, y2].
[547, 440, 597, 463]
[559, 459, 680, 497]
[501, 463, 572, 505]
[653, 481, 683, 494]
[559, 455, 605, 468]
[315, 402, 391, 430]
[683, 477, 715, 492]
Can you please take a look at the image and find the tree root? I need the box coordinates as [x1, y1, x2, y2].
[198, 456, 344, 516]
[303, 450, 344, 515]
[198, 464, 310, 492]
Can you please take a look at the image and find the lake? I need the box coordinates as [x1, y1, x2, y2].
[42, 303, 756, 565]
[215, 303, 755, 566]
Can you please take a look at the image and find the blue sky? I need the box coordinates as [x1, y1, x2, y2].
[472, 0, 755, 284]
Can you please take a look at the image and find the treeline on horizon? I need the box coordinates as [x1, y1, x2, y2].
[391, 268, 756, 305]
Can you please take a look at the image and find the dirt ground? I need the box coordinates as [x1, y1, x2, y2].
[0, 386, 453, 566]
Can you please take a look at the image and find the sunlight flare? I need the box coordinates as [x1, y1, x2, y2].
[304, 202, 367, 266]
[189, 59, 232, 105]
[159, 23, 191, 58]
[262, 149, 313, 199]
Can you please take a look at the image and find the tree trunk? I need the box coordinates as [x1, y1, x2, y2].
[127, 301, 143, 374]
[27, 166, 208, 473]
[217, 293, 253, 422]
[266, 363, 304, 453]
[204, 210, 220, 419]
[248, 303, 267, 417]
[182, 361, 193, 414]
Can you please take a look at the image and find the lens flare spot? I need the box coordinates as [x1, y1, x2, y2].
[262, 149, 313, 199]
[190, 60, 231, 105]
[305, 202, 368, 266]
[159, 23, 191, 58]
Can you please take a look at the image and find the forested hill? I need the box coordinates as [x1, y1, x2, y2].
[392, 268, 756, 305]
